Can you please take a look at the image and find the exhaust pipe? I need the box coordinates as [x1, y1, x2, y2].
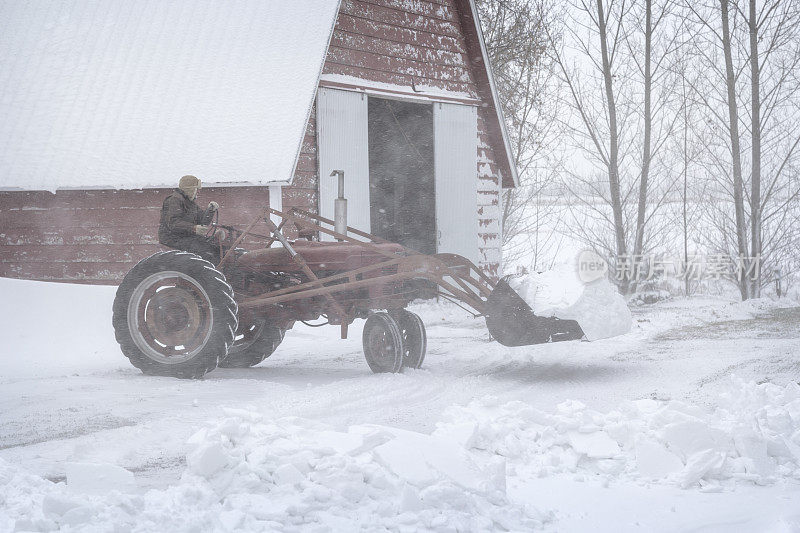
[330, 170, 347, 239]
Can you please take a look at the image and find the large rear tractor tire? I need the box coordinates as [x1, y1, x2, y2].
[112, 251, 238, 379]
[392, 310, 426, 369]
[219, 320, 285, 368]
[362, 312, 404, 374]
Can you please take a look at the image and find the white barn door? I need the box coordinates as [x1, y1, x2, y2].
[434, 102, 478, 265]
[316, 87, 370, 239]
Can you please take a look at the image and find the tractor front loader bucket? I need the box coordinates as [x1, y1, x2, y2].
[485, 279, 584, 346]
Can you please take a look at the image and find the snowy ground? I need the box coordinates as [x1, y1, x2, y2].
[1, 277, 799, 532]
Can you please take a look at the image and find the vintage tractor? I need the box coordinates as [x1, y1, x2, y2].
[112, 181, 584, 378]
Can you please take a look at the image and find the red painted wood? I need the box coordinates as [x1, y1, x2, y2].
[334, 14, 466, 55]
[0, 261, 139, 284]
[0, 187, 269, 211]
[283, 188, 318, 207]
[0, 244, 157, 263]
[340, 1, 463, 38]
[454, 0, 513, 188]
[295, 153, 318, 174]
[1, 227, 155, 246]
[361, 0, 459, 23]
[330, 31, 468, 67]
[0, 187, 275, 283]
[326, 46, 473, 84]
[292, 171, 317, 190]
[323, 63, 475, 96]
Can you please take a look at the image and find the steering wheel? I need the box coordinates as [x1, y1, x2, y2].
[202, 206, 220, 238]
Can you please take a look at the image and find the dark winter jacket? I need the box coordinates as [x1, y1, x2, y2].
[158, 189, 212, 246]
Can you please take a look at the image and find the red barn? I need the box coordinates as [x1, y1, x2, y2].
[0, 0, 517, 284]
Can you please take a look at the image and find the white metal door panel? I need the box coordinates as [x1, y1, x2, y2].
[316, 87, 370, 240]
[434, 102, 479, 265]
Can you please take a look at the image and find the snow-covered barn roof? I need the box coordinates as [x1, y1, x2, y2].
[0, 0, 341, 191]
[0, 0, 518, 191]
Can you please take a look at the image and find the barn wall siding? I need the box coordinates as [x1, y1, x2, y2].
[324, 0, 478, 97]
[0, 187, 271, 284]
[285, 104, 319, 225]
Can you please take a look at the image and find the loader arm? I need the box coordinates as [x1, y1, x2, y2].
[229, 207, 585, 346]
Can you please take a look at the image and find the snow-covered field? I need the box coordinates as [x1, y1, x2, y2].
[1, 277, 799, 532]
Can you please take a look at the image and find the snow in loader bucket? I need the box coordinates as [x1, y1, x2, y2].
[485, 278, 585, 346]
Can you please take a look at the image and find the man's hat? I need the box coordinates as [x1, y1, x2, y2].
[179, 175, 201, 192]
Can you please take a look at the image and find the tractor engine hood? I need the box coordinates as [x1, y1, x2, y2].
[235, 240, 405, 273]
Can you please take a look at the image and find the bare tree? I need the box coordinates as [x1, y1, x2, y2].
[685, 0, 800, 299]
[478, 0, 566, 270]
[670, 53, 710, 296]
[546, 0, 679, 292]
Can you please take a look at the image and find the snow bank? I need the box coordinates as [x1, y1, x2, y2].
[0, 411, 549, 531]
[706, 297, 799, 322]
[2, 378, 798, 530]
[434, 377, 800, 490]
[510, 262, 632, 341]
[0, 277, 121, 378]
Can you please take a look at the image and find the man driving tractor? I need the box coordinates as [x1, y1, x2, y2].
[158, 175, 225, 263]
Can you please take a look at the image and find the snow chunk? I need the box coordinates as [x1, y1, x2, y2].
[660, 420, 730, 460]
[372, 425, 498, 492]
[186, 442, 230, 478]
[635, 439, 684, 479]
[373, 438, 438, 487]
[511, 262, 585, 313]
[509, 259, 632, 341]
[568, 431, 620, 459]
[273, 464, 305, 486]
[41, 493, 83, 517]
[64, 462, 136, 495]
[431, 421, 479, 449]
[678, 450, 727, 488]
[556, 278, 633, 341]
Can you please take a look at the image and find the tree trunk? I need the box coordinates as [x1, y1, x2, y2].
[682, 74, 690, 297]
[632, 0, 653, 293]
[748, 0, 761, 297]
[720, 0, 749, 300]
[596, 0, 629, 291]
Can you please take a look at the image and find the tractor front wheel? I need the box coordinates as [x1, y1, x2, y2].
[392, 310, 426, 369]
[362, 312, 403, 373]
[220, 319, 284, 368]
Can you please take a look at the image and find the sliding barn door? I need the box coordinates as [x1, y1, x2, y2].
[316, 87, 370, 239]
[434, 102, 479, 265]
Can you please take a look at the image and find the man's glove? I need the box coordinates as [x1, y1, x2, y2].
[207, 201, 219, 212]
[194, 225, 210, 236]
[216, 228, 228, 241]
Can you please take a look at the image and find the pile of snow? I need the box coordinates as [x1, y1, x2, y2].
[2, 378, 798, 530]
[0, 410, 549, 532]
[706, 297, 799, 322]
[435, 377, 800, 491]
[0, 277, 121, 378]
[510, 261, 632, 341]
